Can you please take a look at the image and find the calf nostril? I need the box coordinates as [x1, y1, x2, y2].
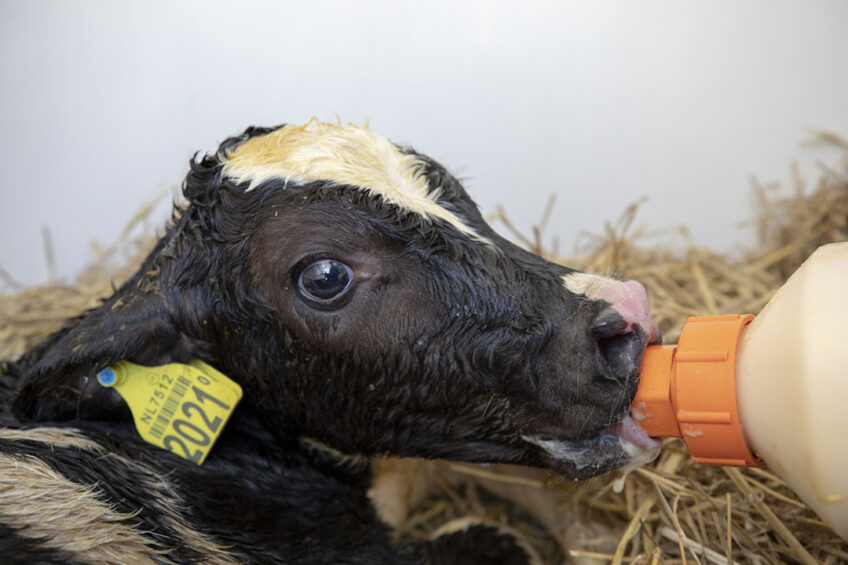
[591, 314, 629, 340]
[591, 309, 644, 383]
[590, 307, 630, 338]
[596, 332, 640, 382]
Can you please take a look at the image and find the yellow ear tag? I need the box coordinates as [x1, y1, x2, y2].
[97, 360, 243, 465]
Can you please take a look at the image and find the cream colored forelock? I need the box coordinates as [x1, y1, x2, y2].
[220, 119, 488, 243]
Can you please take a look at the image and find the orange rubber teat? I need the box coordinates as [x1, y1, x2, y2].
[633, 314, 764, 468]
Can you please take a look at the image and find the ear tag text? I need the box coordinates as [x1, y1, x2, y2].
[97, 360, 243, 465]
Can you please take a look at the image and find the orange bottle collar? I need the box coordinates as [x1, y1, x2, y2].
[634, 314, 764, 468]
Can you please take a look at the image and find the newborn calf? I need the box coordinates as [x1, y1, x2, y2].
[1, 121, 659, 564]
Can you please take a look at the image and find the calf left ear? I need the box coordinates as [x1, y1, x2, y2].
[11, 271, 198, 423]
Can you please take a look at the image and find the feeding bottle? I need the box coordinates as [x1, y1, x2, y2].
[633, 242, 848, 540]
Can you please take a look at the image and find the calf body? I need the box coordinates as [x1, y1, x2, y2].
[1, 121, 658, 563]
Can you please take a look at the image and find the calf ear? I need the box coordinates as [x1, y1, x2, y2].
[11, 260, 199, 423]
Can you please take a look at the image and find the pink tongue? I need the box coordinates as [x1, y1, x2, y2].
[606, 414, 662, 449]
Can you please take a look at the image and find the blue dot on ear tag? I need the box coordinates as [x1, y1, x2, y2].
[97, 367, 117, 387]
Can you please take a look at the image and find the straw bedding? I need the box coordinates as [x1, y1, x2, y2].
[1, 135, 847, 564]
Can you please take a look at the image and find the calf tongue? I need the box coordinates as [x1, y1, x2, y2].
[606, 414, 662, 449]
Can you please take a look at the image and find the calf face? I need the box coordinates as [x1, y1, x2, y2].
[11, 120, 659, 480]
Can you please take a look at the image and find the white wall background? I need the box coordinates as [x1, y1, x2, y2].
[1, 0, 847, 288]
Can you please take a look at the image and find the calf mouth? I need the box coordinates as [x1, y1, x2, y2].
[523, 320, 662, 480]
[523, 411, 662, 481]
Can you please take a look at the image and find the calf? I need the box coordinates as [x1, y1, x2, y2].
[1, 120, 659, 564]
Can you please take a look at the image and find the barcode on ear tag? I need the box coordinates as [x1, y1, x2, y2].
[97, 360, 243, 465]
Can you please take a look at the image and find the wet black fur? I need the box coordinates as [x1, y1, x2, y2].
[1, 124, 648, 563]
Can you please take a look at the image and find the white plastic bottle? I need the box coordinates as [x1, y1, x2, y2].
[633, 242, 848, 540]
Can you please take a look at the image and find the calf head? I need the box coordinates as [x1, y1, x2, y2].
[12, 121, 659, 480]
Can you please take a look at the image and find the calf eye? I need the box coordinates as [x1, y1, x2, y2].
[297, 259, 353, 302]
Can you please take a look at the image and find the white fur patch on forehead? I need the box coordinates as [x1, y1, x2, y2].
[220, 119, 488, 243]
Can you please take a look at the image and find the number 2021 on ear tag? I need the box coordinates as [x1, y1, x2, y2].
[97, 360, 243, 465]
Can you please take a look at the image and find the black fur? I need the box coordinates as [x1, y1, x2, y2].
[1, 124, 653, 563]
[0, 523, 83, 565]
